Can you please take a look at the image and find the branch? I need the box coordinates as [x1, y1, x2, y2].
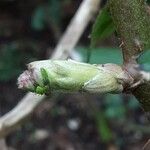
[108, 0, 150, 63]
[143, 139, 150, 150]
[0, 93, 45, 138]
[52, 0, 100, 60]
[0, 0, 101, 138]
[0, 139, 8, 150]
[108, 0, 150, 115]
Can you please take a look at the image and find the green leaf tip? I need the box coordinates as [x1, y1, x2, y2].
[90, 7, 115, 47]
[40, 68, 50, 85]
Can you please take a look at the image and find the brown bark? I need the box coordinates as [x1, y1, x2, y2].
[108, 0, 150, 115]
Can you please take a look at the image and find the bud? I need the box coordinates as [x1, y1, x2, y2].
[18, 59, 124, 94]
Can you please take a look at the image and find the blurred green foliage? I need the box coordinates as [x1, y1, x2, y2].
[147, 0, 150, 4]
[0, 44, 23, 81]
[78, 47, 150, 71]
[0, 42, 38, 81]
[104, 94, 126, 120]
[138, 50, 150, 64]
[95, 111, 113, 142]
[77, 47, 122, 64]
[32, 6, 45, 30]
[138, 50, 150, 71]
[31, 0, 61, 31]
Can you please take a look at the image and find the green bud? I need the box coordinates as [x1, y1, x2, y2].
[18, 59, 124, 94]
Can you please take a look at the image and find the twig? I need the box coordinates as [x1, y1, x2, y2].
[0, 93, 45, 138]
[0, 0, 101, 138]
[52, 0, 100, 60]
[0, 139, 8, 150]
[143, 139, 150, 150]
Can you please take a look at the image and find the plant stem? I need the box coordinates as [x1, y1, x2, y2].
[108, 0, 150, 63]
[108, 0, 150, 115]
